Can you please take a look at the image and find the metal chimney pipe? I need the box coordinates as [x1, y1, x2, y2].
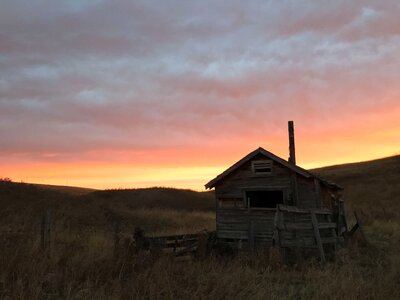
[288, 121, 296, 165]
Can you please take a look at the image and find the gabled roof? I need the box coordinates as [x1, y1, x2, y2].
[205, 147, 342, 190]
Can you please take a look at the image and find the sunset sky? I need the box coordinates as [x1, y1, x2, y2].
[1, 0, 400, 190]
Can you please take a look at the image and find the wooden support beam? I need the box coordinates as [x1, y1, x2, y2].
[291, 173, 299, 206]
[340, 200, 349, 232]
[278, 205, 332, 215]
[273, 209, 281, 248]
[278, 222, 337, 231]
[310, 209, 326, 264]
[314, 178, 321, 208]
[327, 213, 338, 252]
[273, 206, 286, 263]
[337, 200, 342, 236]
[249, 220, 255, 251]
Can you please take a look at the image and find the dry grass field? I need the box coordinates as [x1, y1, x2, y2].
[0, 155, 399, 299]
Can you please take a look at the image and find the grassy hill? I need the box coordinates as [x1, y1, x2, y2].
[1, 154, 399, 229]
[312, 155, 400, 223]
[1, 154, 399, 228]
[0, 156, 399, 299]
[32, 183, 96, 195]
[0, 181, 215, 234]
[86, 187, 214, 211]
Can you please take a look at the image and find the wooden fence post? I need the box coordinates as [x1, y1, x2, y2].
[354, 211, 368, 245]
[134, 226, 147, 251]
[196, 230, 208, 259]
[41, 209, 51, 256]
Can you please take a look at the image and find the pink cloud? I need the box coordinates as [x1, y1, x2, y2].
[0, 0, 399, 189]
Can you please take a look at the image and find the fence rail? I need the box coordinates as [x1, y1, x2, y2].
[135, 229, 215, 258]
[274, 205, 346, 264]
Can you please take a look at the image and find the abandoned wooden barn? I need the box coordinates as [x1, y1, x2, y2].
[205, 122, 346, 259]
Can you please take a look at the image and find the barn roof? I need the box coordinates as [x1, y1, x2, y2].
[204, 147, 343, 190]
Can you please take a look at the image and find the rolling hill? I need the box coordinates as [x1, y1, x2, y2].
[32, 183, 97, 195]
[0, 154, 398, 228]
[0, 181, 215, 233]
[312, 155, 400, 222]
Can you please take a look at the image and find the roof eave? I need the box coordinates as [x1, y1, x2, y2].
[204, 147, 343, 191]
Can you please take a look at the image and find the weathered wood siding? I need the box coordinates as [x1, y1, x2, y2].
[215, 154, 292, 199]
[250, 210, 276, 246]
[216, 209, 276, 247]
[215, 155, 293, 248]
[320, 185, 341, 209]
[214, 154, 337, 248]
[297, 176, 319, 208]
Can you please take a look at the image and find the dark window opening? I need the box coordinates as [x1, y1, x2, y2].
[247, 190, 284, 208]
[256, 166, 272, 173]
[251, 160, 273, 174]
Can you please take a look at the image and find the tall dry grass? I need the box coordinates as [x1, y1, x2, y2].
[1, 222, 399, 299]
[1, 202, 399, 299]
